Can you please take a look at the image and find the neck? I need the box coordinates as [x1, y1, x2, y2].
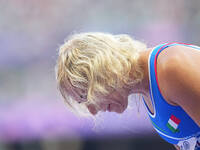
[128, 48, 152, 97]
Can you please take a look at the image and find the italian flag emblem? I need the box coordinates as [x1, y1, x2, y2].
[167, 115, 181, 133]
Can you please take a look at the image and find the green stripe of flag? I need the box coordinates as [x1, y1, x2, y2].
[167, 123, 177, 133]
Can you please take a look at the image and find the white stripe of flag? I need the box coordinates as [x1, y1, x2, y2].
[168, 118, 178, 129]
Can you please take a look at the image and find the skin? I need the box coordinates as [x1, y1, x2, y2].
[87, 87, 130, 115]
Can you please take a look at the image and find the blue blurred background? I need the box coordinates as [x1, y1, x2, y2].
[1, 0, 200, 149]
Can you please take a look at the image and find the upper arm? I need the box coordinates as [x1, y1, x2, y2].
[158, 45, 200, 126]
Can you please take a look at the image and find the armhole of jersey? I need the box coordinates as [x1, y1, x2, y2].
[143, 42, 195, 119]
[152, 42, 199, 109]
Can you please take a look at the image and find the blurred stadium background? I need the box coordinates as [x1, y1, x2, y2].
[1, 0, 200, 149]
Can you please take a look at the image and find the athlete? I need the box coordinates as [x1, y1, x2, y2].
[56, 32, 200, 150]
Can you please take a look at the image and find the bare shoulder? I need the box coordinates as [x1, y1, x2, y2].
[157, 44, 200, 126]
[157, 44, 200, 87]
[156, 45, 185, 105]
[157, 44, 199, 68]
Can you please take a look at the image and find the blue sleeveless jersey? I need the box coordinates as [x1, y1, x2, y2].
[143, 43, 200, 150]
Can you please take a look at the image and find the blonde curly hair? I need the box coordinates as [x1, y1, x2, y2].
[55, 32, 147, 116]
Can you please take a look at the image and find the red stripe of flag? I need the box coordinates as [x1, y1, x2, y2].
[170, 114, 181, 124]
